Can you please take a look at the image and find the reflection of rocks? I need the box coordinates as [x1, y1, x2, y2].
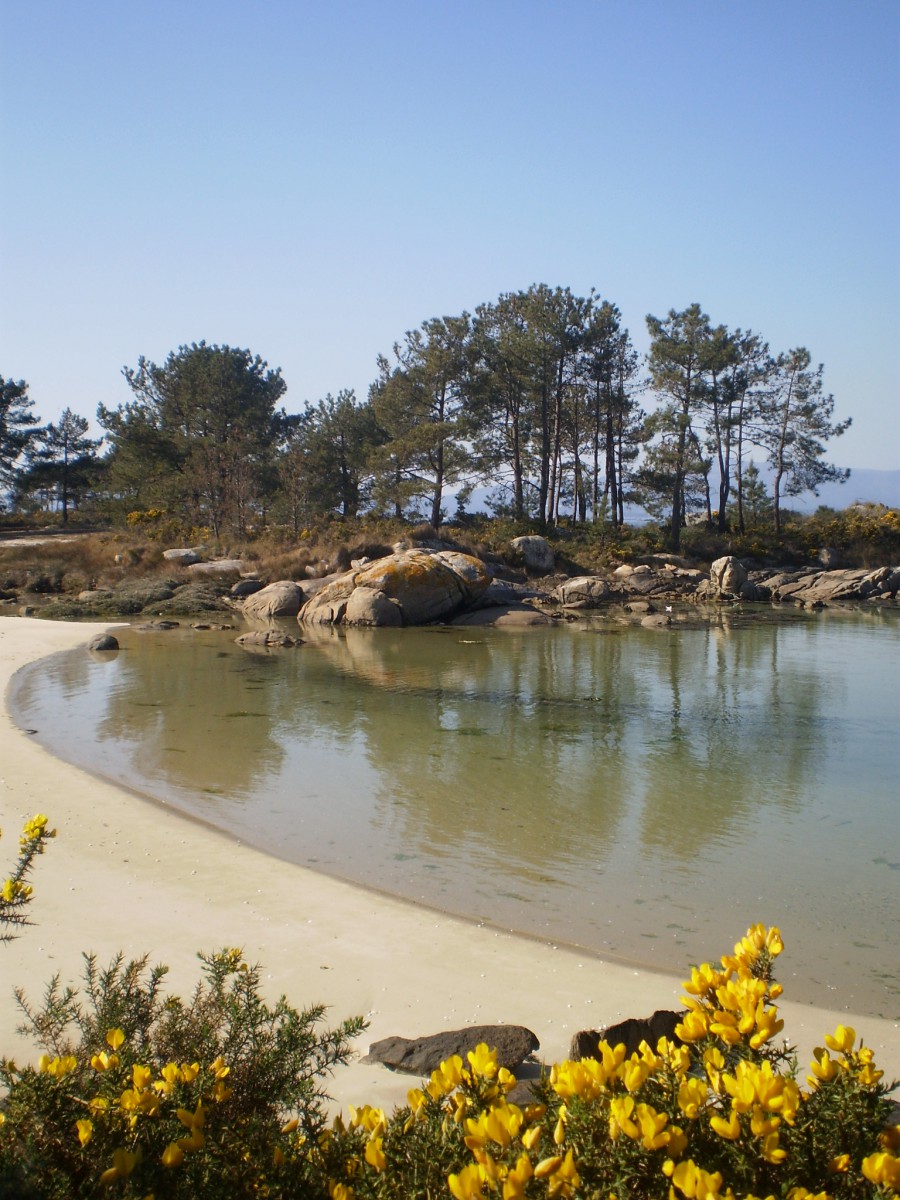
[452, 605, 551, 627]
[365, 1026, 539, 1075]
[641, 613, 672, 629]
[570, 1010, 682, 1061]
[300, 549, 491, 626]
[235, 630, 302, 650]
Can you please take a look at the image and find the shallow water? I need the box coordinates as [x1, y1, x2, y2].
[10, 608, 900, 1018]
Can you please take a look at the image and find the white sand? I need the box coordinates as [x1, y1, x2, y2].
[1, 617, 897, 1112]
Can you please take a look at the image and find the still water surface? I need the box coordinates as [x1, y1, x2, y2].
[10, 609, 899, 1017]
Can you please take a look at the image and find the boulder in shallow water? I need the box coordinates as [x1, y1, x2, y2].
[241, 580, 304, 619]
[88, 633, 119, 652]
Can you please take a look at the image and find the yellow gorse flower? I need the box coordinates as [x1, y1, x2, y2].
[98, 1147, 140, 1185]
[39, 1054, 77, 1077]
[90, 1050, 119, 1073]
[427, 1054, 465, 1099]
[861, 1151, 900, 1188]
[364, 1136, 386, 1171]
[464, 1103, 524, 1151]
[448, 1162, 488, 1200]
[1, 879, 32, 903]
[823, 1024, 856, 1055]
[467, 1043, 499, 1079]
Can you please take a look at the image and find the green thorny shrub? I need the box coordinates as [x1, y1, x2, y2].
[1, 927, 898, 1198]
[0, 814, 55, 943]
[0, 950, 366, 1198]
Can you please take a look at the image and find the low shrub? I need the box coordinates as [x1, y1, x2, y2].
[0, 814, 55, 943]
[0, 950, 365, 1199]
[1, 926, 897, 1197]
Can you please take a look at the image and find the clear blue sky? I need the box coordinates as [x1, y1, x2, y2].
[2, 0, 898, 469]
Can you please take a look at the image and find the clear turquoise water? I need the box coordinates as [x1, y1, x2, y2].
[10, 608, 899, 1017]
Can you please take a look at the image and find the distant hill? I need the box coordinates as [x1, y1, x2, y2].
[456, 468, 900, 523]
[785, 468, 900, 513]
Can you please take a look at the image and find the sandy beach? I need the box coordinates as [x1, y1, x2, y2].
[1, 617, 897, 1112]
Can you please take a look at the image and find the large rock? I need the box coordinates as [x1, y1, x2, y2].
[241, 580, 305, 619]
[763, 566, 900, 607]
[163, 547, 201, 565]
[300, 549, 491, 627]
[364, 1025, 539, 1076]
[709, 556, 747, 598]
[509, 536, 555, 576]
[569, 1010, 682, 1061]
[552, 577, 611, 608]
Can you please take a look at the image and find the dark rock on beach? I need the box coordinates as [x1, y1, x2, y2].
[364, 1025, 540, 1076]
[569, 1009, 683, 1061]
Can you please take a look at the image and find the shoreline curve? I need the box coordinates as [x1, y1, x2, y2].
[1, 617, 898, 1111]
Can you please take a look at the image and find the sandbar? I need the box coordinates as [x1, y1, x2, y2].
[1, 617, 897, 1112]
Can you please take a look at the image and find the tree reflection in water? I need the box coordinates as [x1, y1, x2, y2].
[10, 611, 898, 1018]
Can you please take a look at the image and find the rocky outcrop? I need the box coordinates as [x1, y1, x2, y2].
[299, 549, 492, 627]
[364, 1025, 539, 1075]
[241, 580, 305, 619]
[759, 565, 900, 607]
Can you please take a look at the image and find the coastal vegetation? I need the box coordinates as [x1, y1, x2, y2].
[0, 921, 897, 1197]
[1, 288, 860, 553]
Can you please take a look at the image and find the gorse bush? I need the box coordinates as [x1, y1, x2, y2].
[0, 926, 897, 1197]
[0, 813, 54, 943]
[0, 949, 365, 1198]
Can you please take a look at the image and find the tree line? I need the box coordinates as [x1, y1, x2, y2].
[1, 286, 851, 550]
